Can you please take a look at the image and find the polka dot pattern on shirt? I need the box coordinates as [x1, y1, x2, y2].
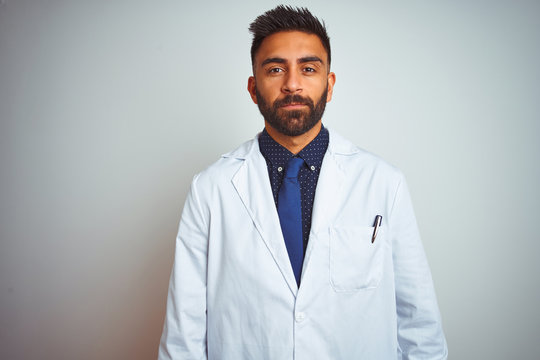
[258, 126, 329, 253]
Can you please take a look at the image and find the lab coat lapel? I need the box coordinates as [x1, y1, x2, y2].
[310, 151, 345, 232]
[231, 146, 299, 296]
[303, 140, 346, 278]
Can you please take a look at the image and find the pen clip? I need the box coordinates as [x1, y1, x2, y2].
[372, 215, 382, 243]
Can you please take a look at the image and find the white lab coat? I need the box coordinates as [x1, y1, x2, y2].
[158, 129, 448, 360]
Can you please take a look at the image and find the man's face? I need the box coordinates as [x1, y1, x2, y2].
[248, 31, 336, 137]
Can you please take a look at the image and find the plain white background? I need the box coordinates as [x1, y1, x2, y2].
[1, 0, 539, 359]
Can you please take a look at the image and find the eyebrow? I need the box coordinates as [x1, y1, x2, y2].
[261, 56, 324, 67]
[261, 57, 286, 66]
[298, 56, 323, 64]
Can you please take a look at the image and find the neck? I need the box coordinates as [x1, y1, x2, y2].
[265, 121, 322, 155]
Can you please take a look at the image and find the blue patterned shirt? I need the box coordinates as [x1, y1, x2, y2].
[258, 126, 329, 253]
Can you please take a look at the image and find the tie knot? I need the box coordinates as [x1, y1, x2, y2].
[285, 157, 304, 179]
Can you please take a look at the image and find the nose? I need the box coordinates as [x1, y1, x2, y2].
[282, 70, 302, 94]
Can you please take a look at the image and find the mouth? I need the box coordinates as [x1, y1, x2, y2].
[280, 103, 307, 109]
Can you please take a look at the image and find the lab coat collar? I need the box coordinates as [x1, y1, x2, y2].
[221, 127, 361, 160]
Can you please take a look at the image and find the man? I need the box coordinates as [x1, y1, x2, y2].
[159, 5, 447, 359]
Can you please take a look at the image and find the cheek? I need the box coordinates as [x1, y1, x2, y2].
[257, 87, 281, 103]
[257, 80, 281, 96]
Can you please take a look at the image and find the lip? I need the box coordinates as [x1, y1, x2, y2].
[280, 103, 307, 109]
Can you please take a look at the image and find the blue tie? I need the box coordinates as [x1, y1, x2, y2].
[278, 157, 304, 286]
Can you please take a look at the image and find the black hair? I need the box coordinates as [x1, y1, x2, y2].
[248, 5, 331, 69]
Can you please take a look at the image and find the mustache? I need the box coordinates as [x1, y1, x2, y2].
[273, 95, 314, 108]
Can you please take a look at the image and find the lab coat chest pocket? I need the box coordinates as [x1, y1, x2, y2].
[329, 226, 384, 292]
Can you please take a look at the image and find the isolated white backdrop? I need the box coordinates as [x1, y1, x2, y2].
[1, 1, 539, 359]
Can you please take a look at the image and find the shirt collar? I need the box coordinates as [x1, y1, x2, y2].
[258, 125, 329, 171]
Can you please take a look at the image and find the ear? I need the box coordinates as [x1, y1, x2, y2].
[326, 72, 336, 103]
[247, 76, 258, 104]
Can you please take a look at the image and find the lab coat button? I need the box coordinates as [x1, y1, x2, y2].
[295, 312, 306, 322]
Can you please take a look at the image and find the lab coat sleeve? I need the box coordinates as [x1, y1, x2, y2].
[390, 175, 448, 359]
[158, 174, 208, 360]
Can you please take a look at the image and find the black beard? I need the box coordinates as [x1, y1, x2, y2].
[255, 86, 328, 137]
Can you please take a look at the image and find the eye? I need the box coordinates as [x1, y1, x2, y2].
[303, 66, 316, 73]
[269, 67, 284, 74]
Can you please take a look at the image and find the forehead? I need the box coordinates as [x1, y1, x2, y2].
[255, 31, 327, 65]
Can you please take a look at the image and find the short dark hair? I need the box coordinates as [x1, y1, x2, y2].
[248, 5, 331, 69]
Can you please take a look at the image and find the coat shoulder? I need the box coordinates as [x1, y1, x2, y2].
[191, 137, 259, 189]
[328, 129, 404, 181]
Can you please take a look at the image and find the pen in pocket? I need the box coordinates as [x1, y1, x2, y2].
[372, 215, 382, 243]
